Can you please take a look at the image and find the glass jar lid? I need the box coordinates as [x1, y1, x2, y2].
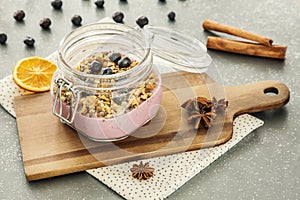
[142, 26, 212, 73]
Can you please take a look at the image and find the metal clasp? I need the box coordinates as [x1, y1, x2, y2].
[52, 78, 79, 124]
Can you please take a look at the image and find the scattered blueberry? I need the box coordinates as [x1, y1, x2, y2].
[102, 68, 113, 75]
[51, 0, 63, 9]
[108, 52, 122, 64]
[112, 11, 124, 23]
[71, 15, 82, 26]
[95, 0, 105, 8]
[39, 18, 52, 29]
[23, 36, 35, 47]
[159, 0, 166, 2]
[0, 33, 7, 44]
[90, 60, 103, 74]
[13, 10, 25, 21]
[136, 16, 149, 28]
[168, 11, 176, 21]
[118, 57, 131, 68]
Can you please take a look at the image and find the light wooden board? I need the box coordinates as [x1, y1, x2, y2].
[14, 72, 290, 181]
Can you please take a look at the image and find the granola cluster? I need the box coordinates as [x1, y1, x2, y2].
[75, 75, 156, 119]
[54, 51, 157, 119]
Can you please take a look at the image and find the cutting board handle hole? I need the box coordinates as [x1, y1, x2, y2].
[264, 87, 279, 96]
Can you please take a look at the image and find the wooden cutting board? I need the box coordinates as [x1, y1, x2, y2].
[14, 71, 290, 181]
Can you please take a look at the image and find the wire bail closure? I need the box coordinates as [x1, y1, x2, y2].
[52, 78, 79, 124]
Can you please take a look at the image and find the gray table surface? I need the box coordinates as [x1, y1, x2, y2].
[0, 0, 299, 199]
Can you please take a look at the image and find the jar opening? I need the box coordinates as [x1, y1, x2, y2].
[57, 22, 152, 90]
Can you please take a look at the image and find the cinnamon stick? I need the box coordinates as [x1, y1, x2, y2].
[206, 36, 287, 59]
[203, 19, 273, 47]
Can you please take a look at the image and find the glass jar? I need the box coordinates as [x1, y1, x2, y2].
[51, 21, 215, 142]
[51, 22, 162, 141]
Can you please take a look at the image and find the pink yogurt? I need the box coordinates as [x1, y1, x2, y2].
[53, 83, 162, 141]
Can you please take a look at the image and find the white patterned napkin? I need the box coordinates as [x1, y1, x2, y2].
[87, 115, 263, 199]
[0, 50, 263, 199]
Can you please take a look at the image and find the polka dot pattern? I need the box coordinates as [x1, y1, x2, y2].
[87, 114, 263, 200]
[0, 49, 264, 200]
[0, 75, 33, 116]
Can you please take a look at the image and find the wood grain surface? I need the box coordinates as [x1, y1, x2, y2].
[14, 71, 290, 181]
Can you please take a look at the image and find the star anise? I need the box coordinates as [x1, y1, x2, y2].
[188, 110, 216, 128]
[211, 97, 228, 113]
[197, 96, 211, 109]
[130, 161, 154, 180]
[181, 98, 199, 111]
[181, 96, 228, 129]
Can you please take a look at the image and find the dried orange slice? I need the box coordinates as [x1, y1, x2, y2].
[12, 56, 57, 92]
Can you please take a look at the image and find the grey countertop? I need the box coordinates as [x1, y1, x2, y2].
[0, 0, 299, 199]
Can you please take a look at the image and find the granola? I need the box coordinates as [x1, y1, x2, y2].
[54, 51, 157, 119]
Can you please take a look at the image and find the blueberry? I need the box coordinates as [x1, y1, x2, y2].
[23, 36, 35, 47]
[112, 11, 124, 23]
[71, 15, 82, 26]
[0, 33, 7, 44]
[136, 16, 149, 28]
[108, 52, 122, 64]
[51, 0, 63, 9]
[90, 60, 103, 74]
[39, 18, 52, 29]
[168, 11, 176, 21]
[118, 57, 131, 68]
[95, 0, 105, 8]
[13, 10, 25, 21]
[102, 68, 113, 75]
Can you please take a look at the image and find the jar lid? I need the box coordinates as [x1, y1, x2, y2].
[143, 26, 212, 73]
